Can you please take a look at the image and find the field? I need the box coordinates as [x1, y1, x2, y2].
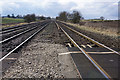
[81, 19, 119, 22]
[64, 21, 119, 37]
[2, 18, 24, 24]
[1, 18, 26, 28]
[61, 21, 119, 49]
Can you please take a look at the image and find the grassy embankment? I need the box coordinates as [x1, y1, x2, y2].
[81, 19, 119, 22]
[2, 18, 24, 24]
[1, 18, 27, 28]
[62, 21, 119, 38]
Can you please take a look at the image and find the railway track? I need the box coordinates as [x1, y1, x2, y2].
[1, 21, 49, 53]
[55, 21, 119, 80]
[0, 23, 34, 33]
[1, 22, 38, 31]
[0, 21, 50, 73]
[0, 24, 36, 39]
[0, 21, 48, 41]
[1, 20, 119, 79]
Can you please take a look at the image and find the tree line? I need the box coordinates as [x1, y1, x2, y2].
[7, 14, 23, 18]
[24, 14, 51, 23]
[5, 14, 51, 23]
[56, 11, 84, 23]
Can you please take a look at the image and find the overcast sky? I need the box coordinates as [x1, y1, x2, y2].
[0, 0, 119, 20]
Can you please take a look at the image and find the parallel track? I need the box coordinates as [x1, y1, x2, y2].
[0, 22, 49, 62]
[1, 24, 30, 34]
[1, 23, 36, 32]
[0, 21, 50, 74]
[0, 23, 48, 43]
[0, 24, 35, 35]
[55, 21, 119, 80]
[1, 21, 45, 34]
[1, 20, 119, 79]
[0, 21, 47, 42]
[0, 23, 32, 33]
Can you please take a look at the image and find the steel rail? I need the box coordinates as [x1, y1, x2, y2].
[0, 25, 39, 43]
[56, 22, 112, 80]
[60, 23, 120, 55]
[0, 25, 31, 34]
[0, 21, 43, 33]
[55, 22, 83, 80]
[1, 22, 35, 31]
[0, 22, 48, 43]
[0, 26, 34, 38]
[0, 23, 49, 62]
[0, 22, 45, 34]
[1, 24, 28, 32]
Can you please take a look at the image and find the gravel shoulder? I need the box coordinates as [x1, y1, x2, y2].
[3, 22, 79, 79]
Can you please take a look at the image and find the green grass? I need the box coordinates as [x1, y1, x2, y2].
[2, 18, 24, 24]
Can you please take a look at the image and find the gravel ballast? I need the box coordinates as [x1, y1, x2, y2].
[3, 22, 79, 79]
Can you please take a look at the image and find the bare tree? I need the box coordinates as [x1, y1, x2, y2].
[100, 16, 105, 21]
[12, 14, 15, 18]
[57, 10, 83, 23]
[7, 14, 11, 18]
[59, 11, 68, 21]
[72, 11, 82, 23]
[24, 14, 36, 23]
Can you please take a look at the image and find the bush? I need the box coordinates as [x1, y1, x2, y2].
[24, 14, 36, 23]
[71, 11, 82, 23]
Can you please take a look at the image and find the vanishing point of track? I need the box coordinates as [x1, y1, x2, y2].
[1, 20, 119, 80]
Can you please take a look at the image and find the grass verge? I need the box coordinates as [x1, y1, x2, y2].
[2, 18, 24, 24]
[61, 21, 119, 38]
